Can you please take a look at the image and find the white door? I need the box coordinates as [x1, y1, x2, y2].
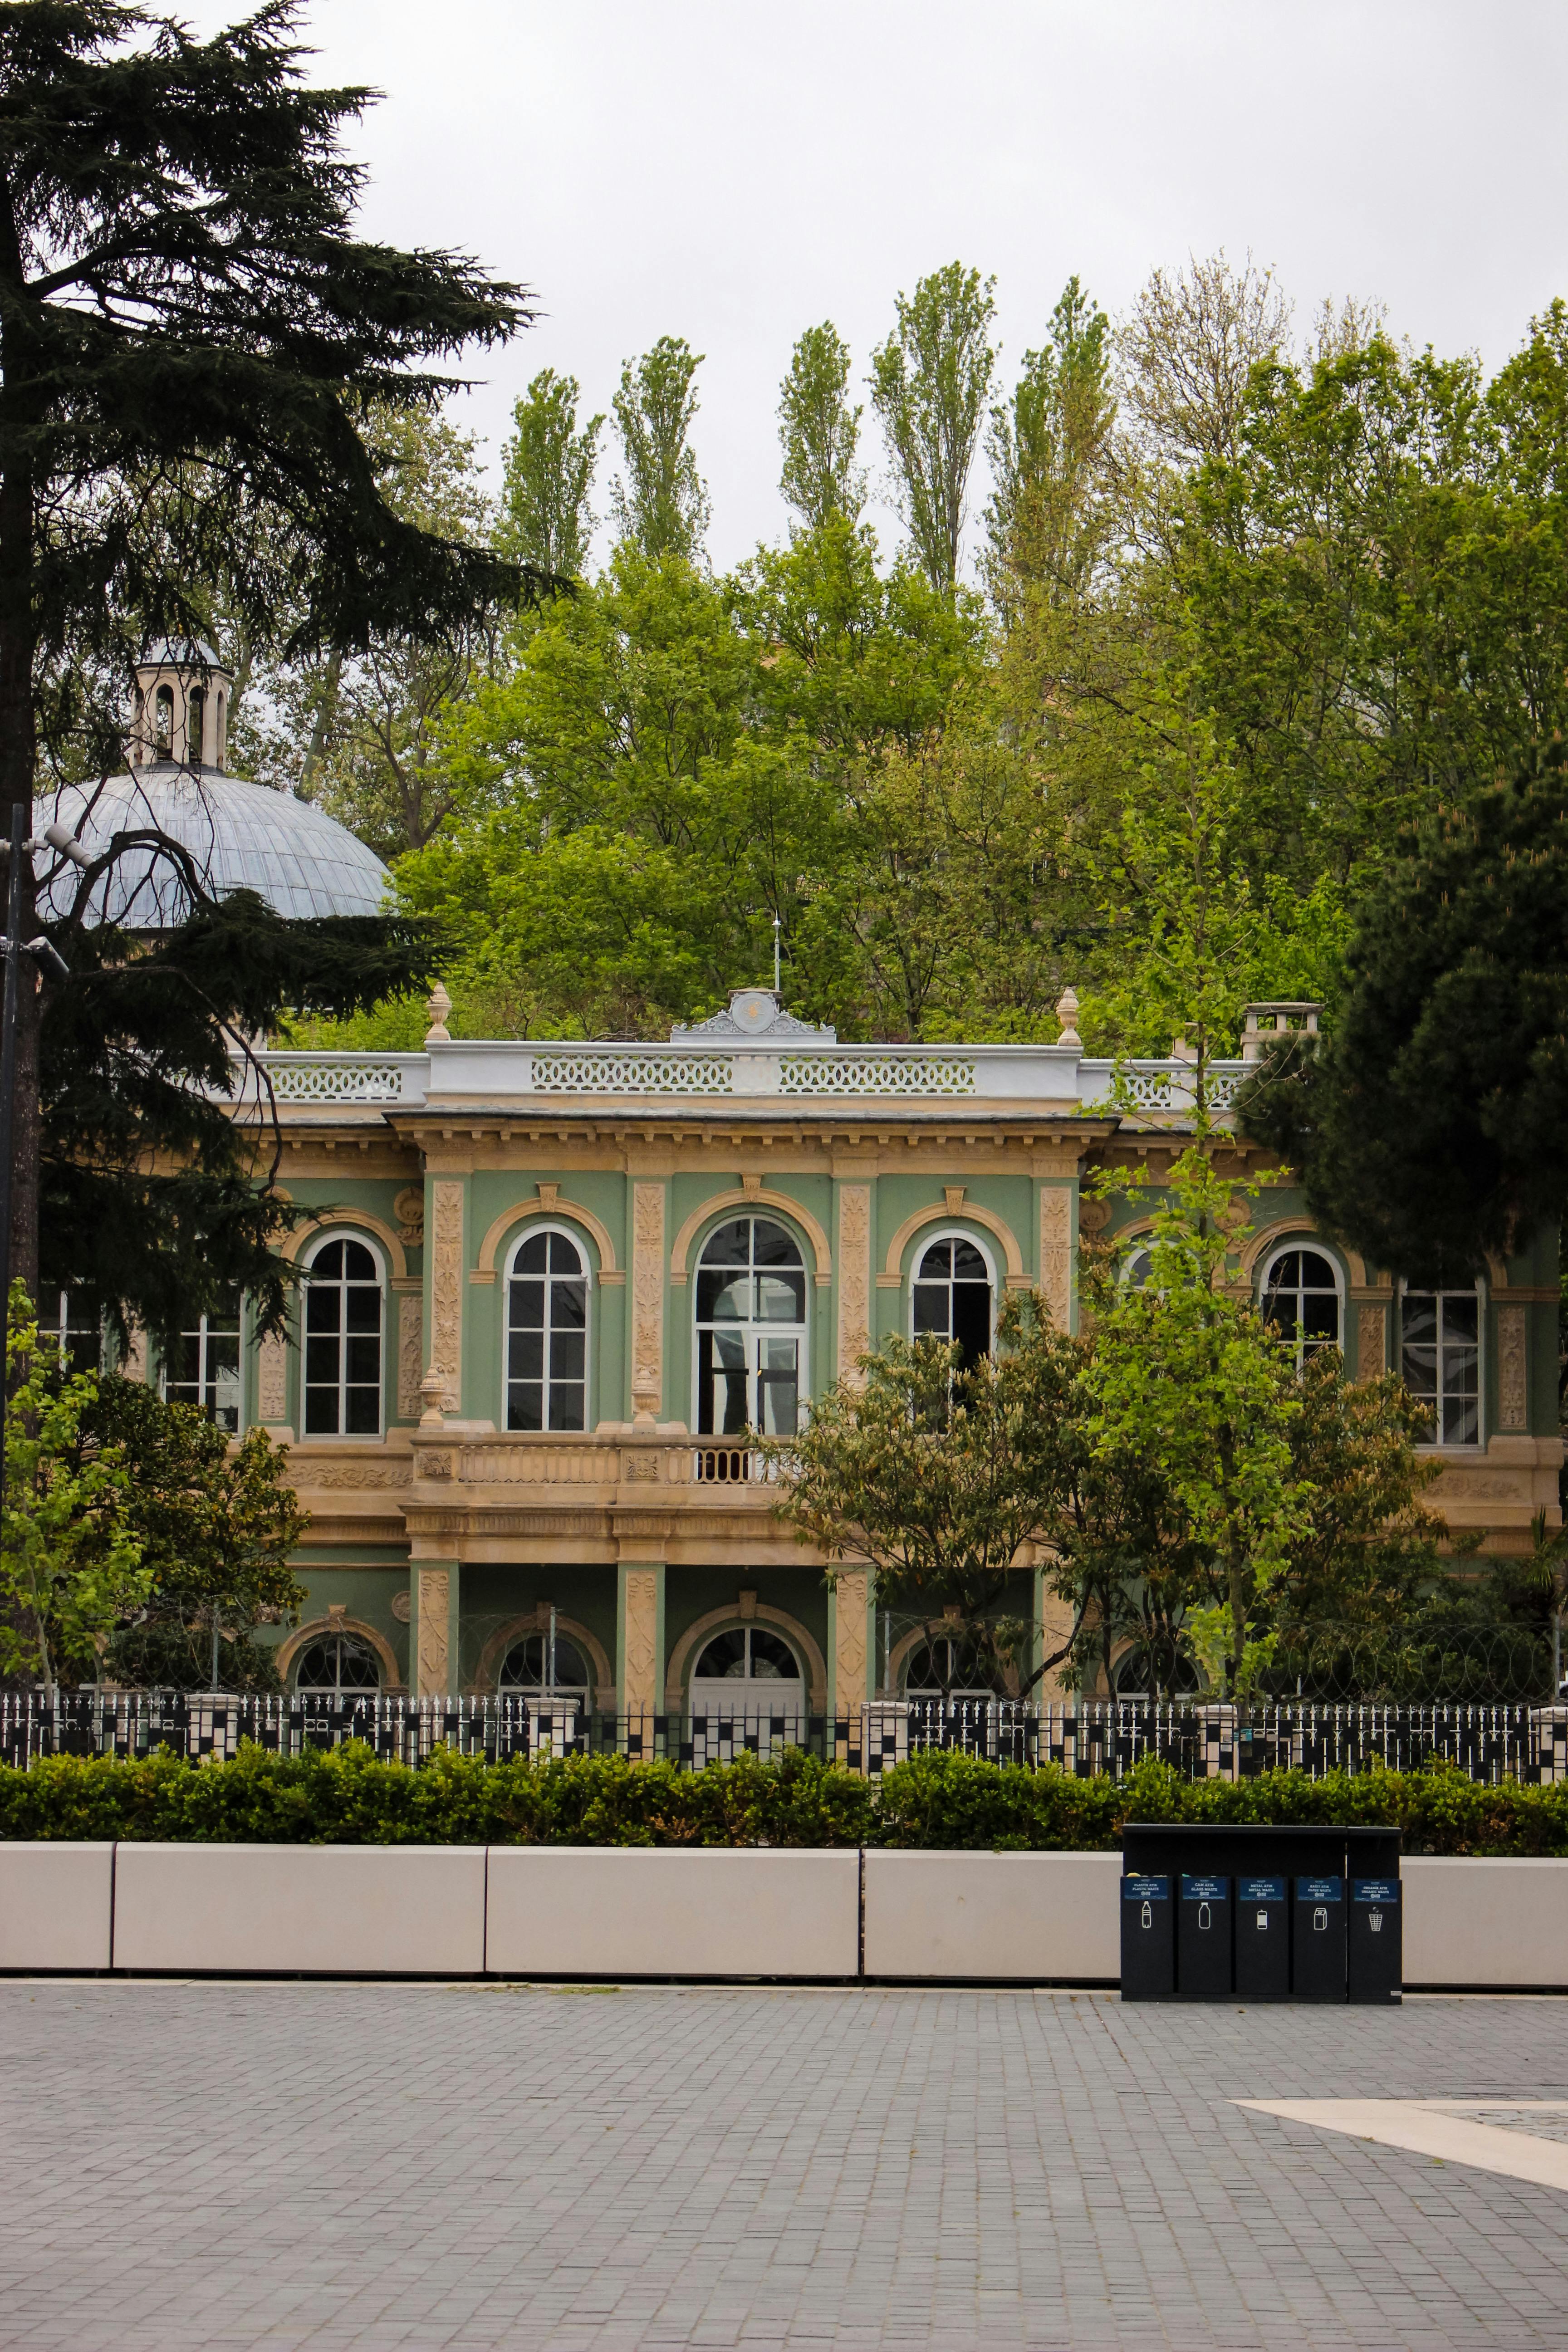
[689, 1627, 805, 1756]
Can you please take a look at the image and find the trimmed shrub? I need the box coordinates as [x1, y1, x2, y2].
[1, 1743, 1567, 1853]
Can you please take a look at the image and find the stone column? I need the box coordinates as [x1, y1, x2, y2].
[617, 1562, 665, 1723]
[836, 1183, 872, 1387]
[255, 1324, 292, 1441]
[1497, 1302, 1529, 1433]
[1039, 1181, 1074, 1332]
[394, 1283, 425, 1424]
[630, 1181, 666, 1423]
[425, 1176, 466, 1416]
[829, 1568, 871, 1721]
[1356, 1300, 1388, 1379]
[411, 1558, 461, 1696]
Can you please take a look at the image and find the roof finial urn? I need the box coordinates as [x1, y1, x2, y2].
[424, 981, 452, 1044]
[1054, 985, 1081, 1050]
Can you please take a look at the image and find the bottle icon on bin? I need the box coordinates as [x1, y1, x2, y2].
[1141, 1900, 1152, 1930]
[1313, 1904, 1328, 1932]
[1198, 1901, 1211, 1931]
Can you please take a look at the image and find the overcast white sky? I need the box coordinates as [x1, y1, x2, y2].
[186, 0, 1568, 573]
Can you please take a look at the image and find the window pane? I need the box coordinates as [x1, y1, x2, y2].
[311, 1241, 344, 1281]
[510, 1279, 545, 1330]
[343, 1241, 377, 1281]
[509, 1331, 544, 1382]
[1271, 1251, 1301, 1288]
[912, 1285, 950, 1338]
[551, 1330, 585, 1381]
[701, 1220, 750, 1266]
[1303, 1295, 1340, 1342]
[1403, 1295, 1437, 1348]
[548, 1234, 583, 1276]
[951, 1240, 989, 1283]
[1264, 1297, 1299, 1341]
[345, 1287, 380, 1334]
[548, 1382, 585, 1431]
[304, 1335, 340, 1384]
[1443, 1296, 1479, 1348]
[952, 1282, 991, 1368]
[305, 1287, 338, 1332]
[755, 1271, 805, 1321]
[554, 1280, 587, 1331]
[517, 1234, 548, 1274]
[697, 1270, 749, 1323]
[344, 1334, 380, 1386]
[752, 1220, 802, 1267]
[917, 1241, 952, 1280]
[304, 1388, 338, 1434]
[1300, 1252, 1335, 1289]
[507, 1383, 543, 1432]
[748, 1629, 800, 1679]
[695, 1630, 747, 1678]
[344, 1385, 380, 1435]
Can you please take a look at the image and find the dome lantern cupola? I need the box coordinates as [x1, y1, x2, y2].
[131, 637, 231, 773]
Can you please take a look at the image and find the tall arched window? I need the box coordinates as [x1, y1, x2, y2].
[154, 682, 173, 755]
[163, 1288, 241, 1430]
[302, 1236, 384, 1435]
[1260, 1245, 1341, 1367]
[690, 1627, 802, 1710]
[505, 1228, 588, 1431]
[500, 1632, 590, 1697]
[213, 688, 225, 769]
[186, 685, 206, 765]
[695, 1216, 806, 1437]
[1401, 1285, 1481, 1446]
[294, 1631, 382, 1695]
[911, 1233, 993, 1367]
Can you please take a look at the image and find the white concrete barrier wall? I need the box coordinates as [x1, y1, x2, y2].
[862, 1850, 1123, 1980]
[1403, 1856, 1568, 1989]
[0, 1842, 113, 1971]
[112, 1844, 487, 1975]
[485, 1847, 860, 1978]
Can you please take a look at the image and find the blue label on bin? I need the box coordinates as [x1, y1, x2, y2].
[1296, 1876, 1343, 1902]
[1239, 1877, 1285, 1902]
[1181, 1874, 1228, 1901]
[1352, 1879, 1399, 1904]
[1122, 1874, 1169, 1901]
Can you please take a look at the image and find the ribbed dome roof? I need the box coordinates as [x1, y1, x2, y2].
[35, 765, 391, 927]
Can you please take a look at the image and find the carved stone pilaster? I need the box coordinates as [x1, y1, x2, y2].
[631, 1182, 665, 1423]
[416, 1566, 450, 1695]
[397, 1292, 424, 1422]
[1040, 1186, 1072, 1330]
[121, 1322, 149, 1386]
[257, 1328, 289, 1425]
[621, 1566, 661, 1714]
[837, 1185, 871, 1387]
[426, 1180, 464, 1414]
[833, 1568, 869, 1716]
[1498, 1302, 1529, 1431]
[1357, 1302, 1387, 1378]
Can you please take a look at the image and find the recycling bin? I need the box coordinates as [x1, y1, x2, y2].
[1234, 1873, 1289, 2000]
[1291, 1874, 1346, 2001]
[1120, 1873, 1174, 1996]
[1348, 1876, 1401, 2004]
[1178, 1873, 1232, 1996]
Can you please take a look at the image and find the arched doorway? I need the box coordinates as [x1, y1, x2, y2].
[688, 1624, 805, 1753]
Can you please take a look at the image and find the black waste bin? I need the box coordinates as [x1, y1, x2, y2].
[1291, 1874, 1346, 2001]
[1348, 1876, 1402, 2005]
[1122, 1824, 1399, 2003]
[1234, 1874, 1289, 2000]
[1120, 1873, 1175, 1996]
[1178, 1873, 1232, 1997]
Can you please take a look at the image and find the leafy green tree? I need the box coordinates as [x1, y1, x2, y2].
[1279, 1348, 1445, 1629]
[609, 336, 711, 562]
[0, 1289, 148, 1693]
[985, 276, 1117, 614]
[870, 262, 997, 595]
[1085, 1147, 1311, 1695]
[1, 0, 539, 1302]
[499, 368, 603, 577]
[779, 323, 865, 531]
[1239, 737, 1568, 1285]
[76, 1378, 305, 1692]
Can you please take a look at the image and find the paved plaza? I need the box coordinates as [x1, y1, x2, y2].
[2, 1980, 1568, 2349]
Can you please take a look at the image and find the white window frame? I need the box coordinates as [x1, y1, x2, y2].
[160, 1293, 244, 1430]
[43, 1288, 101, 1374]
[501, 1220, 593, 1434]
[1400, 1280, 1485, 1452]
[691, 1213, 810, 1440]
[1257, 1240, 1345, 1370]
[908, 1226, 998, 1353]
[292, 1629, 385, 1696]
[299, 1230, 387, 1441]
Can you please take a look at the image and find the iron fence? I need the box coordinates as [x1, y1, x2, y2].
[5, 1690, 1568, 1784]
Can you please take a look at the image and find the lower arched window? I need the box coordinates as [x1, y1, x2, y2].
[1401, 1286, 1481, 1446]
[1260, 1245, 1341, 1366]
[293, 1631, 382, 1695]
[163, 1288, 241, 1430]
[303, 1237, 384, 1435]
[506, 1229, 588, 1431]
[903, 1635, 1005, 1698]
[499, 1631, 590, 1696]
[911, 1234, 993, 1367]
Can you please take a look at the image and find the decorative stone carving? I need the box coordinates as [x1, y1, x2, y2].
[834, 1569, 869, 1715]
[390, 1590, 412, 1624]
[1498, 1303, 1529, 1431]
[944, 1185, 966, 1213]
[416, 1567, 450, 1695]
[1039, 1186, 1072, 1330]
[257, 1328, 289, 1423]
[623, 1453, 661, 1482]
[631, 1182, 665, 1422]
[426, 1179, 463, 1413]
[424, 982, 451, 1044]
[397, 1292, 423, 1422]
[122, 1322, 149, 1384]
[420, 1450, 456, 1480]
[837, 1185, 871, 1387]
[1357, 1303, 1387, 1378]
[294, 1461, 411, 1490]
[1077, 1198, 1111, 1235]
[393, 1186, 425, 1247]
[622, 1568, 660, 1713]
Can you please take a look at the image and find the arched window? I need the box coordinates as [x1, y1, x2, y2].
[1260, 1245, 1341, 1367]
[44, 1289, 99, 1376]
[690, 1627, 802, 1711]
[154, 682, 173, 755]
[1401, 1285, 1481, 1446]
[213, 689, 225, 769]
[499, 1631, 590, 1696]
[302, 1236, 384, 1435]
[1124, 1246, 1155, 1288]
[186, 685, 205, 765]
[163, 1288, 241, 1430]
[695, 1216, 805, 1437]
[505, 1228, 587, 1431]
[911, 1233, 993, 1367]
[293, 1631, 382, 1695]
[903, 1634, 1005, 1698]
[1113, 1643, 1201, 1700]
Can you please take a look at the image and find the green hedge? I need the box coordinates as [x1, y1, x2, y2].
[3, 1743, 1568, 1853]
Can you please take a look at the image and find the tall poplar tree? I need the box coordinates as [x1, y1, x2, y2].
[609, 336, 711, 563]
[778, 322, 865, 531]
[870, 263, 997, 596]
[499, 368, 603, 578]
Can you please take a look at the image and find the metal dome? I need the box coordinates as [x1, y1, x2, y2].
[34, 765, 392, 927]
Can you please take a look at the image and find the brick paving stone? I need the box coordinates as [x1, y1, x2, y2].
[2, 1983, 1568, 2346]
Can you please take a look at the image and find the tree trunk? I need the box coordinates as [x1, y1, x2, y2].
[0, 198, 40, 1304]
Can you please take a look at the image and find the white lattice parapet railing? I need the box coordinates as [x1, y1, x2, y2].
[230, 1043, 1250, 1113]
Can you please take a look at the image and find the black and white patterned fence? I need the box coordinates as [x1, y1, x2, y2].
[4, 1692, 1568, 1784]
